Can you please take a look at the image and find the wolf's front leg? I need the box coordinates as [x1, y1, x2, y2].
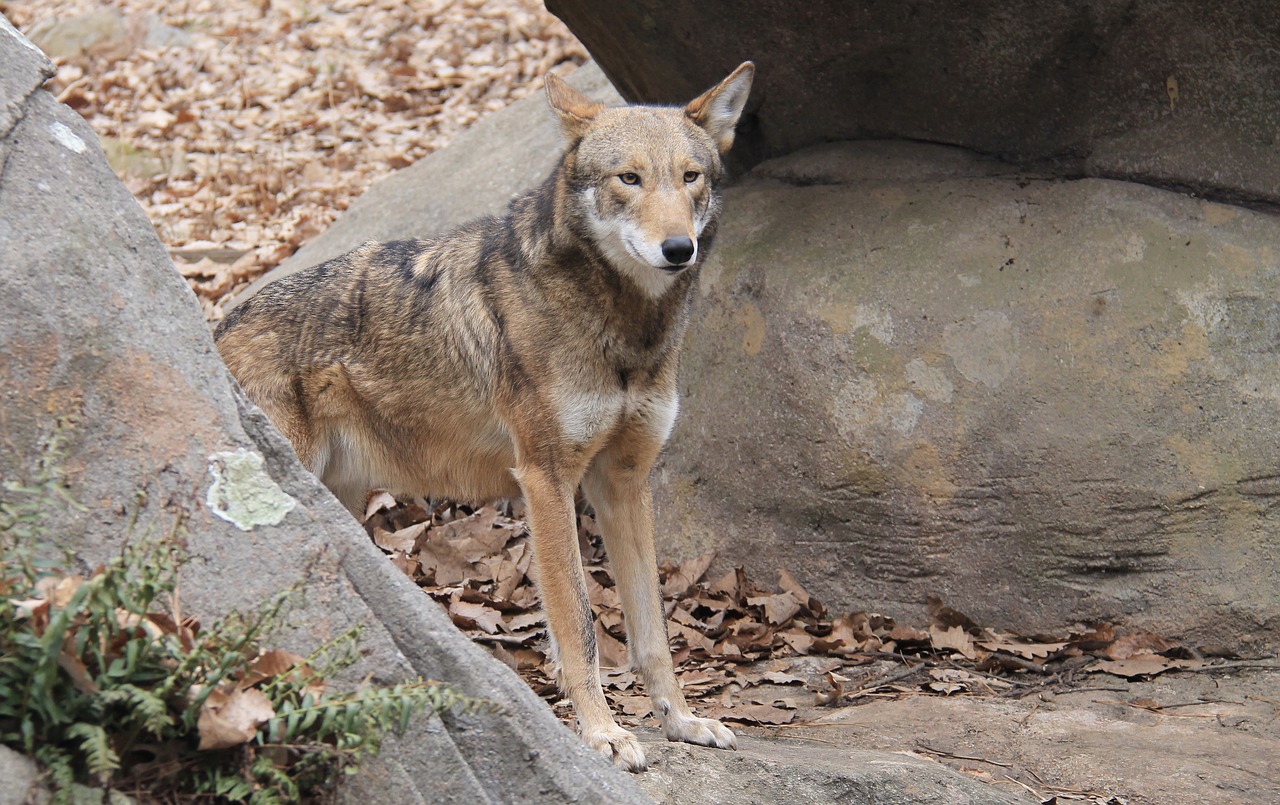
[583, 442, 737, 752]
[517, 463, 647, 772]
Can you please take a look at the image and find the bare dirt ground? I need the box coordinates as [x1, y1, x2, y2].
[11, 3, 1279, 803]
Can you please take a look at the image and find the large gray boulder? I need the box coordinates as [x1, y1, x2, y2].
[0, 20, 647, 804]
[546, 0, 1280, 206]
[658, 141, 1279, 650]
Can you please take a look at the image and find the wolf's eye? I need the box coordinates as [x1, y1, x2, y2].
[683, 171, 700, 183]
[619, 172, 641, 186]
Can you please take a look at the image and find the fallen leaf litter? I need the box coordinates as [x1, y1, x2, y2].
[362, 497, 1247, 730]
[9, 0, 588, 320]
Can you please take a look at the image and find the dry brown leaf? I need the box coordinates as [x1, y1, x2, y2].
[1091, 654, 1203, 679]
[887, 623, 931, 643]
[363, 490, 397, 522]
[815, 670, 845, 706]
[390, 552, 419, 579]
[708, 567, 741, 597]
[748, 592, 802, 626]
[927, 668, 972, 695]
[594, 621, 629, 669]
[777, 567, 821, 614]
[490, 643, 519, 671]
[1104, 631, 1181, 661]
[976, 633, 1068, 659]
[926, 594, 981, 633]
[197, 687, 275, 750]
[56, 648, 99, 695]
[702, 703, 795, 725]
[662, 552, 716, 598]
[417, 536, 476, 586]
[248, 648, 307, 680]
[778, 628, 815, 655]
[449, 601, 504, 635]
[615, 694, 652, 718]
[372, 522, 426, 553]
[929, 624, 978, 659]
[47, 574, 84, 608]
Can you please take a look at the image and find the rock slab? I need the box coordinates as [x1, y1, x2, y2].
[637, 735, 1033, 805]
[657, 141, 1280, 649]
[546, 0, 1280, 205]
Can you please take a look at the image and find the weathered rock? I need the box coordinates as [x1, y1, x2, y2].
[0, 746, 46, 805]
[25, 9, 192, 60]
[636, 734, 1033, 805]
[239, 62, 623, 300]
[546, 0, 1280, 205]
[656, 140, 1280, 650]
[0, 23, 647, 804]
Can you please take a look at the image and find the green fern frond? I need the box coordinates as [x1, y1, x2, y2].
[99, 683, 175, 737]
[66, 722, 120, 781]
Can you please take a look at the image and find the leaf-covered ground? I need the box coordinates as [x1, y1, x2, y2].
[7, 0, 586, 319]
[362, 497, 1250, 733]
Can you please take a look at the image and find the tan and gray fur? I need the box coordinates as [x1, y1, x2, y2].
[215, 62, 755, 771]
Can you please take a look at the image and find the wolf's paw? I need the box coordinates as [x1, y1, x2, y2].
[663, 712, 737, 750]
[583, 723, 647, 772]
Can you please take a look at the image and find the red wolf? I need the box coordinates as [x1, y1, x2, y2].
[215, 61, 755, 771]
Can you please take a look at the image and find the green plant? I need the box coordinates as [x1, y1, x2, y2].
[1, 422, 495, 803]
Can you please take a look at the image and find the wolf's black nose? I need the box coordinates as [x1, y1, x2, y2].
[661, 237, 696, 266]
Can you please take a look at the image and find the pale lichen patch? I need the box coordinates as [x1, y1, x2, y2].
[942, 311, 1019, 388]
[206, 448, 296, 531]
[50, 121, 87, 154]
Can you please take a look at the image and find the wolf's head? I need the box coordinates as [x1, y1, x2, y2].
[546, 62, 755, 297]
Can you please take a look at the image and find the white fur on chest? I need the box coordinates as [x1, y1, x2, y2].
[554, 386, 680, 446]
[557, 388, 626, 445]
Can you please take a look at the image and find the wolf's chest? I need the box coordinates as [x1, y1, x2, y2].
[550, 382, 679, 449]
[554, 388, 627, 446]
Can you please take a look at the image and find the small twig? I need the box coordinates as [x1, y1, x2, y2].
[915, 742, 1013, 768]
[1156, 698, 1240, 710]
[943, 656, 1037, 688]
[845, 664, 922, 699]
[1002, 773, 1045, 800]
[986, 651, 1056, 675]
[1045, 685, 1131, 696]
[1174, 659, 1279, 672]
[1091, 699, 1211, 718]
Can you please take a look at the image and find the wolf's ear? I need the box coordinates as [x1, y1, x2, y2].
[545, 72, 605, 141]
[685, 61, 755, 154]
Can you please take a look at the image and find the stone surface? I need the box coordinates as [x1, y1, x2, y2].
[545, 0, 1280, 205]
[657, 140, 1280, 650]
[237, 61, 623, 302]
[0, 747, 46, 805]
[0, 27, 647, 805]
[636, 733, 1033, 805]
[780, 662, 1280, 805]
